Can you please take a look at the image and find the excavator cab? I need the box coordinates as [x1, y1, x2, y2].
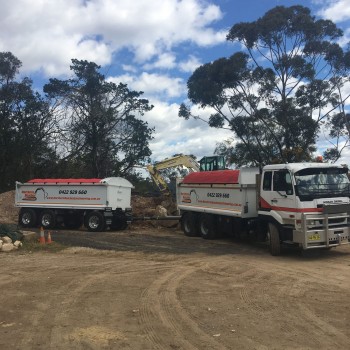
[199, 156, 226, 171]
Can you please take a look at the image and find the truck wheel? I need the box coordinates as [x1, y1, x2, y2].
[181, 212, 198, 237]
[40, 210, 56, 229]
[19, 208, 37, 228]
[199, 214, 217, 239]
[86, 211, 105, 232]
[268, 223, 281, 256]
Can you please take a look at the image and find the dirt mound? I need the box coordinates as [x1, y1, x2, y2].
[0, 190, 18, 224]
[131, 194, 179, 228]
[131, 195, 177, 214]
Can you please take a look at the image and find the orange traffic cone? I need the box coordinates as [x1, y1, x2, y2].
[47, 231, 52, 244]
[39, 227, 45, 244]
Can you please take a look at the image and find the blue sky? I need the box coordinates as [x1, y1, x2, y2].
[1, 0, 350, 165]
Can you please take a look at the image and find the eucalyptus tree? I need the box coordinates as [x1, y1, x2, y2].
[179, 6, 350, 167]
[44, 59, 154, 178]
[0, 52, 58, 191]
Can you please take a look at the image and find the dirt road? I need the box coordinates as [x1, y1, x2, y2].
[1, 227, 350, 349]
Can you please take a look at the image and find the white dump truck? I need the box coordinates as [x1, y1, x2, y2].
[177, 162, 350, 255]
[15, 177, 133, 232]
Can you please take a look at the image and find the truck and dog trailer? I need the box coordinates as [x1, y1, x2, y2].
[15, 160, 350, 255]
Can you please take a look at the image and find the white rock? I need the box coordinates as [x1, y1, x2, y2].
[13, 240, 23, 248]
[155, 205, 167, 217]
[1, 243, 14, 252]
[1, 236, 12, 244]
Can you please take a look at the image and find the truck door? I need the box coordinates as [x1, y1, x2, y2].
[260, 169, 296, 218]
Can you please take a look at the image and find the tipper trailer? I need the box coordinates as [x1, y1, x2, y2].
[176, 163, 350, 255]
[15, 177, 133, 232]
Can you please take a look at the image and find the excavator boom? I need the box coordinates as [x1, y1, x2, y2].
[146, 155, 200, 194]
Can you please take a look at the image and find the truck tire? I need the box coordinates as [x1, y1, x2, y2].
[268, 223, 281, 256]
[85, 211, 105, 232]
[181, 212, 198, 237]
[111, 212, 128, 231]
[199, 214, 217, 239]
[40, 210, 56, 229]
[19, 208, 37, 228]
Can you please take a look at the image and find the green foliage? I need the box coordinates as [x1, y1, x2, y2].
[180, 5, 350, 166]
[323, 113, 350, 163]
[44, 59, 154, 178]
[0, 223, 22, 242]
[0, 52, 58, 191]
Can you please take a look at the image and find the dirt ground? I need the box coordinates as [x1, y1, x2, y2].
[1, 190, 350, 349]
[1, 225, 350, 350]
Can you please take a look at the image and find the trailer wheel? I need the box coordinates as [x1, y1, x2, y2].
[268, 223, 281, 256]
[199, 214, 217, 239]
[86, 211, 105, 232]
[19, 208, 37, 228]
[40, 210, 56, 229]
[181, 212, 198, 237]
[111, 212, 128, 231]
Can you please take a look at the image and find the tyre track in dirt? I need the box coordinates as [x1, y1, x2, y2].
[235, 266, 348, 349]
[15, 256, 171, 349]
[140, 261, 228, 350]
[16, 261, 114, 349]
[48, 264, 118, 349]
[71, 235, 350, 350]
[2, 228, 350, 350]
[184, 252, 350, 349]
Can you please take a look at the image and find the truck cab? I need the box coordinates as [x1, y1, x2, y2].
[259, 163, 350, 254]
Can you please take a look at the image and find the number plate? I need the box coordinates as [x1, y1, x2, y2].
[308, 234, 321, 241]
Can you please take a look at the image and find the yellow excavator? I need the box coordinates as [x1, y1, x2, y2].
[146, 155, 199, 194]
[146, 155, 225, 195]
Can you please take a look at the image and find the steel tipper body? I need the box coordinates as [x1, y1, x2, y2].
[259, 163, 350, 254]
[177, 168, 260, 239]
[15, 177, 134, 232]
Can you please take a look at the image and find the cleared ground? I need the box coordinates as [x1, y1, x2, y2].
[1, 226, 350, 350]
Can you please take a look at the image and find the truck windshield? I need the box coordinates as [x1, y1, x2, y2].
[294, 167, 350, 200]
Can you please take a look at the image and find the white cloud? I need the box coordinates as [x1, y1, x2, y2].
[142, 100, 233, 162]
[108, 72, 186, 99]
[337, 28, 350, 47]
[121, 64, 137, 73]
[143, 53, 177, 70]
[0, 0, 225, 77]
[178, 55, 202, 73]
[317, 0, 350, 22]
[337, 146, 350, 166]
[105, 77, 232, 162]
